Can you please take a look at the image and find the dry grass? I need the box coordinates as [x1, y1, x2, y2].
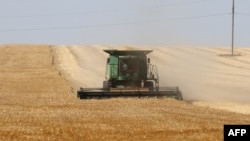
[0, 44, 249, 141]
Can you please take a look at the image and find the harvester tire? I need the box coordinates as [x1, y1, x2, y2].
[145, 81, 154, 90]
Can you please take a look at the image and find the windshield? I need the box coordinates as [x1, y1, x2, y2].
[119, 58, 139, 78]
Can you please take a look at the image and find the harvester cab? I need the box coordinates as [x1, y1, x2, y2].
[77, 49, 183, 100]
[103, 50, 158, 90]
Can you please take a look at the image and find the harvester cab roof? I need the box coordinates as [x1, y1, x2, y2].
[103, 49, 153, 55]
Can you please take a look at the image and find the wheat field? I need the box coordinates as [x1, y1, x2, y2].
[0, 44, 249, 141]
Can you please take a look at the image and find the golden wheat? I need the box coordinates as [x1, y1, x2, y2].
[0, 44, 249, 141]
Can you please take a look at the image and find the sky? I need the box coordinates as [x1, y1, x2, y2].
[0, 0, 250, 47]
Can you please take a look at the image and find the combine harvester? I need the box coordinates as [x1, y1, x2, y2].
[77, 49, 183, 100]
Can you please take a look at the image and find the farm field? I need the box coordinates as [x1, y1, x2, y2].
[0, 44, 250, 141]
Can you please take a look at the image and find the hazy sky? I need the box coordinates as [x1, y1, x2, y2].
[0, 0, 249, 47]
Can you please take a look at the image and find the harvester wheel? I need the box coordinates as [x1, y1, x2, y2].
[103, 81, 110, 89]
[145, 81, 154, 90]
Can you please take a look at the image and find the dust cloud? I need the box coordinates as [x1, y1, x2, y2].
[54, 45, 250, 114]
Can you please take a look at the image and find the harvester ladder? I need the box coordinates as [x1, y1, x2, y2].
[148, 64, 159, 88]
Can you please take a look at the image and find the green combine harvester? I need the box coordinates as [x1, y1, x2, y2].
[77, 49, 183, 100]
